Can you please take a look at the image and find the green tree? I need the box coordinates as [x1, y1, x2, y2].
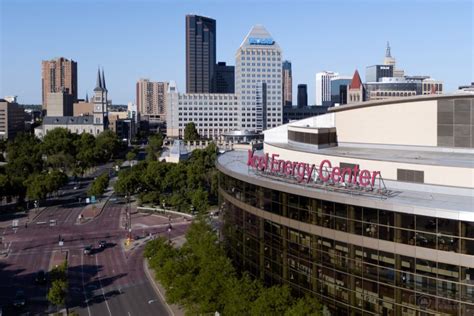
[50, 260, 68, 281]
[285, 295, 323, 316]
[5, 133, 43, 200]
[114, 167, 140, 196]
[95, 130, 120, 162]
[183, 122, 200, 141]
[147, 133, 164, 160]
[0, 174, 11, 202]
[250, 285, 295, 316]
[45, 170, 68, 195]
[222, 273, 262, 316]
[88, 173, 109, 197]
[47, 279, 68, 307]
[41, 128, 78, 172]
[189, 188, 209, 213]
[74, 133, 97, 175]
[126, 151, 136, 163]
[145, 220, 326, 315]
[47, 260, 68, 307]
[24, 174, 48, 201]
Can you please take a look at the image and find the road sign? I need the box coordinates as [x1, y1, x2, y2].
[86, 198, 90, 204]
[12, 220, 19, 228]
[59, 240, 64, 246]
[49, 219, 56, 226]
[91, 196, 96, 203]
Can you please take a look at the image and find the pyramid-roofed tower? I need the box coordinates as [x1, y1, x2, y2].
[349, 70, 363, 89]
[238, 24, 281, 50]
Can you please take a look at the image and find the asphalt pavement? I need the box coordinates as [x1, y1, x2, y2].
[0, 169, 190, 316]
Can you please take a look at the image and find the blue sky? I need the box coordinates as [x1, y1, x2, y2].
[1, 0, 473, 104]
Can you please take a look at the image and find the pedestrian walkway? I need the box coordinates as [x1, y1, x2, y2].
[77, 185, 115, 223]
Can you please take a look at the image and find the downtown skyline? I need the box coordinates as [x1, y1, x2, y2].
[1, 0, 473, 105]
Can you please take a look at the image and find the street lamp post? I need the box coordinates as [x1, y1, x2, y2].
[126, 194, 132, 240]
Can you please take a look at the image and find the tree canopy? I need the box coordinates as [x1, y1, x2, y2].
[184, 122, 200, 141]
[47, 260, 68, 307]
[145, 221, 324, 315]
[147, 133, 164, 161]
[88, 172, 110, 197]
[0, 128, 122, 207]
[115, 143, 218, 213]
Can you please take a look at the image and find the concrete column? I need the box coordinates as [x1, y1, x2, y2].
[282, 193, 288, 281]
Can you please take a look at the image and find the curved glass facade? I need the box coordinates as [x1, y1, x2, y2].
[219, 172, 474, 316]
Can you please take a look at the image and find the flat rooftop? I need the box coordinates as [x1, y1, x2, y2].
[217, 150, 474, 219]
[271, 142, 474, 169]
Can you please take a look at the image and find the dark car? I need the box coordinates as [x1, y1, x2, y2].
[83, 245, 92, 255]
[12, 290, 26, 308]
[99, 240, 107, 249]
[34, 270, 46, 285]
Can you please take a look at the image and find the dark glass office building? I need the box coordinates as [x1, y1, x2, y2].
[330, 78, 351, 106]
[186, 15, 216, 93]
[297, 84, 308, 107]
[366, 65, 394, 83]
[282, 105, 329, 124]
[214, 62, 235, 93]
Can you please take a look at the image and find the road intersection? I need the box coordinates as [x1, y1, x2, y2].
[0, 190, 189, 315]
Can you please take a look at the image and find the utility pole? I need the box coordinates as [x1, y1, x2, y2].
[127, 194, 132, 240]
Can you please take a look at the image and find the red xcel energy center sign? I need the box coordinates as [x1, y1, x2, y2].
[247, 150, 382, 188]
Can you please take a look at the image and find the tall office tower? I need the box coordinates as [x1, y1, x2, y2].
[330, 76, 352, 106]
[235, 25, 282, 132]
[383, 42, 404, 77]
[136, 79, 169, 122]
[186, 15, 216, 93]
[41, 57, 77, 112]
[297, 84, 308, 107]
[214, 62, 235, 93]
[315, 71, 338, 106]
[282, 60, 292, 106]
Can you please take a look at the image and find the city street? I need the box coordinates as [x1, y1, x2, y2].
[0, 188, 190, 315]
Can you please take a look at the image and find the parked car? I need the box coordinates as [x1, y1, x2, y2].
[83, 246, 92, 255]
[34, 270, 46, 285]
[12, 290, 26, 308]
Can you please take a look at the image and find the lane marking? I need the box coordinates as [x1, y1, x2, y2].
[81, 252, 92, 316]
[95, 254, 112, 316]
[143, 259, 175, 316]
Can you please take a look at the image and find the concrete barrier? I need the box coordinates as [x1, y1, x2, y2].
[137, 206, 194, 219]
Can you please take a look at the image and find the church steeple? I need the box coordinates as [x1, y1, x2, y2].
[94, 67, 103, 91]
[385, 41, 391, 58]
[101, 68, 107, 91]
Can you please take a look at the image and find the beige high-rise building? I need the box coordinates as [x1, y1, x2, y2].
[136, 79, 168, 122]
[383, 42, 404, 77]
[0, 99, 25, 140]
[41, 57, 77, 112]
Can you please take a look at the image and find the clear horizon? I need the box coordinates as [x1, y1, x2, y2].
[1, 0, 473, 105]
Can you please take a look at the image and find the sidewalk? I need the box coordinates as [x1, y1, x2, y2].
[144, 259, 185, 316]
[77, 186, 114, 223]
[0, 206, 47, 229]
